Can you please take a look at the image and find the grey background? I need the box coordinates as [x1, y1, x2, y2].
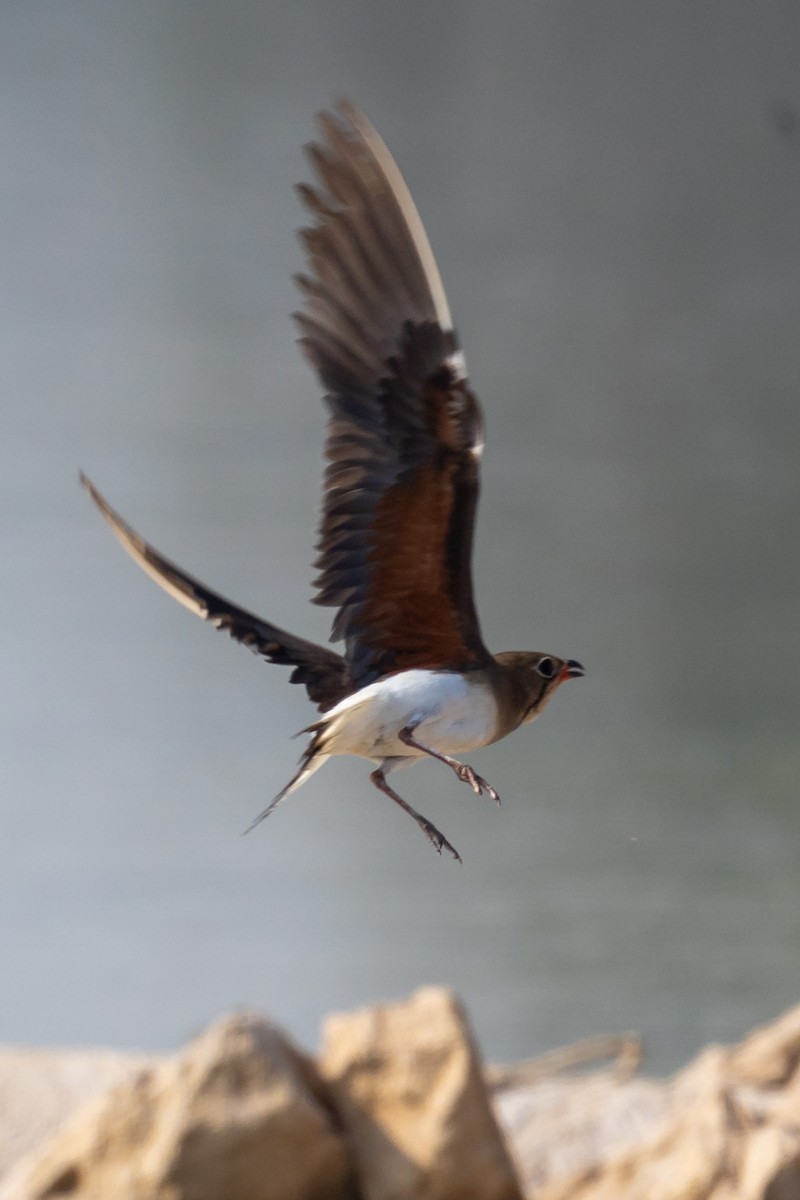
[2, 1, 799, 1071]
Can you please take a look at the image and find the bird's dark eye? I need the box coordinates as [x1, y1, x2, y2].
[537, 656, 556, 679]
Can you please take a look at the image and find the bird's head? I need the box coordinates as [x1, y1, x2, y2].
[495, 650, 584, 725]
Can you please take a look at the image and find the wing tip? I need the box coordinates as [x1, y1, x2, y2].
[80, 469, 119, 525]
[306, 98, 455, 336]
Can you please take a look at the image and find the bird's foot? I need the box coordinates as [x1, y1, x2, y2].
[456, 763, 501, 805]
[418, 816, 462, 863]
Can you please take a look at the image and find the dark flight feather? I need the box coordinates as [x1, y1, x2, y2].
[79, 474, 348, 711]
[296, 101, 490, 687]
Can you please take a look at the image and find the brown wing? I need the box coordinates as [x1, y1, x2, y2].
[295, 102, 490, 688]
[80, 474, 349, 711]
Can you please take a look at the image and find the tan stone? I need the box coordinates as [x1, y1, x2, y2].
[737, 1125, 800, 1200]
[501, 1000, 800, 1200]
[728, 1003, 800, 1088]
[1, 1014, 355, 1200]
[535, 1086, 733, 1200]
[0, 1046, 153, 1178]
[319, 986, 523, 1200]
[8, 997, 800, 1200]
[493, 1071, 670, 1195]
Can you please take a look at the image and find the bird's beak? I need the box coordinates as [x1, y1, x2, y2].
[561, 659, 585, 680]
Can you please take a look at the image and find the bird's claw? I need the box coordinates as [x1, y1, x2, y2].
[420, 819, 462, 863]
[456, 764, 501, 806]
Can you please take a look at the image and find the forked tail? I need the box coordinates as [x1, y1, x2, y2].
[242, 749, 330, 834]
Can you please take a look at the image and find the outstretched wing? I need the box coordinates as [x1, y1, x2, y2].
[80, 474, 348, 711]
[296, 101, 490, 688]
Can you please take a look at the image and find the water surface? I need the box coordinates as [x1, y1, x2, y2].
[2, 2, 799, 1072]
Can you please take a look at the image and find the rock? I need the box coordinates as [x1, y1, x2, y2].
[727, 1002, 800, 1088]
[319, 985, 523, 1200]
[737, 1125, 800, 1200]
[493, 1071, 671, 1195]
[8, 997, 800, 1200]
[503, 1000, 800, 1200]
[0, 1046, 152, 1179]
[534, 1085, 734, 1200]
[1, 1014, 355, 1200]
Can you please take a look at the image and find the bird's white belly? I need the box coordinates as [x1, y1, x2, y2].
[318, 669, 499, 760]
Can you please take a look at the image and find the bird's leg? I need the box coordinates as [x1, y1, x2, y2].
[369, 766, 462, 863]
[398, 726, 500, 805]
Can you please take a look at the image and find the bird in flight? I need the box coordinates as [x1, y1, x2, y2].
[82, 101, 583, 862]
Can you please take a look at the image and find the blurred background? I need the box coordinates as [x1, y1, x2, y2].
[2, 1, 799, 1073]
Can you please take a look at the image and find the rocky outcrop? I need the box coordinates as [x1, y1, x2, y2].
[493, 1002, 800, 1199]
[4, 993, 800, 1200]
[0, 1014, 355, 1200]
[319, 986, 523, 1200]
[494, 1070, 671, 1194]
[0, 1046, 152, 1179]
